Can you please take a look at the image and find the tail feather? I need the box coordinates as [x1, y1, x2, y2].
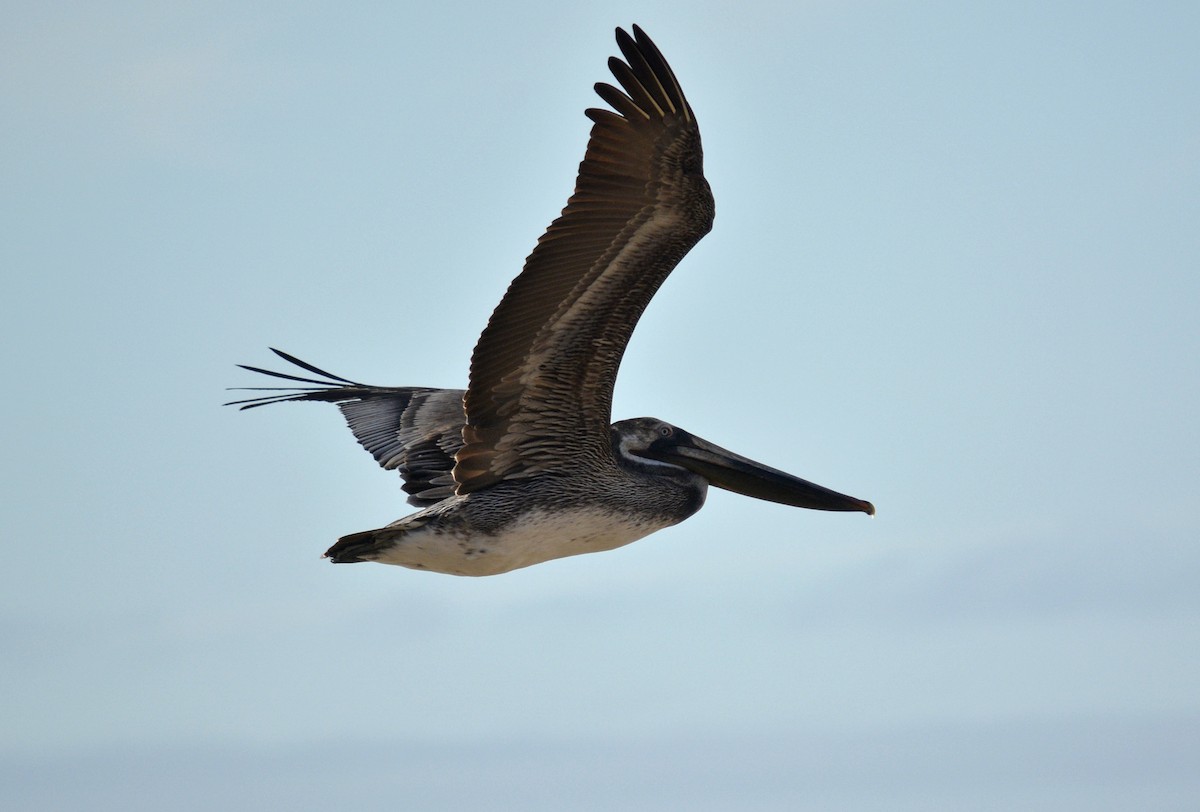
[325, 528, 390, 563]
[324, 522, 412, 561]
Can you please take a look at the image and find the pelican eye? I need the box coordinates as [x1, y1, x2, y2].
[658, 424, 673, 438]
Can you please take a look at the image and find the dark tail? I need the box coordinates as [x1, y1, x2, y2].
[325, 528, 390, 563]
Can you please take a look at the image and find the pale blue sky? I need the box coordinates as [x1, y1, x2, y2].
[3, 1, 1198, 809]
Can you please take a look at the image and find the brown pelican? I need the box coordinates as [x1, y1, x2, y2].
[229, 26, 873, 576]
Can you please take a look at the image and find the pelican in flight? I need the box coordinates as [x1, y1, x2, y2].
[229, 25, 873, 576]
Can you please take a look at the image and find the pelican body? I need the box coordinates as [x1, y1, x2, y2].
[230, 26, 873, 576]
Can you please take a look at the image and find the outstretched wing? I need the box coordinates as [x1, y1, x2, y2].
[227, 349, 466, 507]
[454, 25, 714, 493]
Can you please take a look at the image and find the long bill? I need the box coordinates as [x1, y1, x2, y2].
[646, 431, 875, 515]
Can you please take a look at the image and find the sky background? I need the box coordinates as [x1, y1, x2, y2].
[3, 1, 1198, 809]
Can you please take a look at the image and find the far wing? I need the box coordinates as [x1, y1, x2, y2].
[227, 349, 466, 507]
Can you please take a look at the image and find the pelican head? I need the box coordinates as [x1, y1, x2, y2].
[613, 417, 874, 515]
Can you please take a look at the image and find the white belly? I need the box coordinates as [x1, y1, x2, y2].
[372, 506, 674, 576]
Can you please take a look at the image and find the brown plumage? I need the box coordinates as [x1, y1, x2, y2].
[456, 26, 713, 492]
[228, 26, 872, 576]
